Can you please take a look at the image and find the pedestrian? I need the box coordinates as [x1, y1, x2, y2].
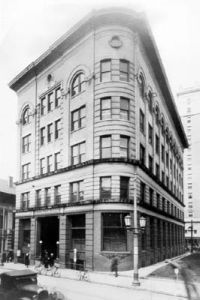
[110, 257, 118, 277]
[25, 252, 30, 268]
[49, 253, 55, 267]
[43, 250, 49, 268]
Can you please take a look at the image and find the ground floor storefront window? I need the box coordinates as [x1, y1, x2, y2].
[70, 214, 85, 251]
[102, 213, 127, 251]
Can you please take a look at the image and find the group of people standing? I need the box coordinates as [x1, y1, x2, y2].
[24, 250, 55, 269]
[41, 250, 55, 268]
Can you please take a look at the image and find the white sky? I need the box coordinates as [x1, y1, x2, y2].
[0, 0, 200, 181]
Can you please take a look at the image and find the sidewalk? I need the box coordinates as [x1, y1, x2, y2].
[0, 256, 189, 299]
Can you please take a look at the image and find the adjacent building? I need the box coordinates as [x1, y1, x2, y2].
[0, 177, 15, 254]
[9, 8, 187, 270]
[177, 87, 200, 249]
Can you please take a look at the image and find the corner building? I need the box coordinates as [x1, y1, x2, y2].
[9, 8, 187, 270]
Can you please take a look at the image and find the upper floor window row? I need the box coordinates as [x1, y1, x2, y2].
[40, 86, 61, 116]
[100, 59, 129, 82]
[40, 119, 61, 146]
[100, 135, 129, 159]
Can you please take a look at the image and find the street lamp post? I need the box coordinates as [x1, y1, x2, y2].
[124, 214, 146, 286]
[39, 240, 43, 258]
[56, 241, 59, 259]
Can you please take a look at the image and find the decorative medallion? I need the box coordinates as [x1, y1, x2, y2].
[109, 36, 122, 48]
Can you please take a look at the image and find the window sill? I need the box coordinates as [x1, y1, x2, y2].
[71, 127, 85, 133]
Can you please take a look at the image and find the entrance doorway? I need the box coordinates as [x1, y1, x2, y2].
[37, 216, 59, 258]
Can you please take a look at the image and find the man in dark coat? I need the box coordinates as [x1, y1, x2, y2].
[111, 257, 118, 277]
[24, 252, 30, 268]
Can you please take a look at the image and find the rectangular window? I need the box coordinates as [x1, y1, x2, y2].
[156, 163, 160, 179]
[155, 134, 159, 155]
[140, 181, 146, 203]
[162, 171, 165, 184]
[120, 177, 129, 201]
[21, 192, 30, 209]
[120, 97, 129, 120]
[45, 187, 51, 206]
[100, 59, 111, 82]
[149, 155, 153, 173]
[149, 188, 153, 206]
[40, 127, 45, 146]
[166, 152, 169, 168]
[170, 159, 172, 172]
[48, 92, 53, 112]
[47, 123, 53, 143]
[47, 155, 53, 173]
[162, 197, 165, 211]
[40, 158, 45, 175]
[55, 119, 61, 139]
[119, 59, 129, 81]
[55, 152, 60, 170]
[148, 124, 153, 145]
[161, 145, 165, 162]
[140, 109, 145, 134]
[157, 193, 160, 209]
[100, 177, 111, 200]
[54, 185, 61, 204]
[100, 136, 112, 158]
[36, 189, 41, 207]
[70, 215, 85, 251]
[120, 136, 129, 158]
[71, 142, 86, 165]
[22, 134, 31, 153]
[41, 97, 46, 115]
[55, 87, 61, 108]
[102, 213, 127, 251]
[22, 163, 30, 180]
[70, 181, 84, 202]
[166, 176, 169, 188]
[140, 144, 145, 165]
[100, 97, 111, 120]
[71, 106, 86, 131]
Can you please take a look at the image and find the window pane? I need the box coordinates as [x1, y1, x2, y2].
[120, 61, 128, 73]
[101, 136, 111, 147]
[101, 60, 111, 72]
[101, 98, 111, 109]
[120, 137, 128, 148]
[120, 98, 129, 110]
[102, 148, 111, 158]
[80, 142, 85, 154]
[101, 72, 111, 81]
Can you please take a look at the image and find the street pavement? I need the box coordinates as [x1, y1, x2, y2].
[0, 254, 190, 299]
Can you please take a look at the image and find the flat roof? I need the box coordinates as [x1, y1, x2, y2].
[8, 7, 188, 148]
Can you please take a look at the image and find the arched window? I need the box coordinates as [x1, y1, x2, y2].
[138, 73, 145, 99]
[71, 72, 85, 97]
[22, 106, 31, 125]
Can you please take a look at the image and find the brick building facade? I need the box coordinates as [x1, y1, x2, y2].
[9, 8, 187, 270]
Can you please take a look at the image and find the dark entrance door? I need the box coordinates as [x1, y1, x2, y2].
[38, 216, 59, 258]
